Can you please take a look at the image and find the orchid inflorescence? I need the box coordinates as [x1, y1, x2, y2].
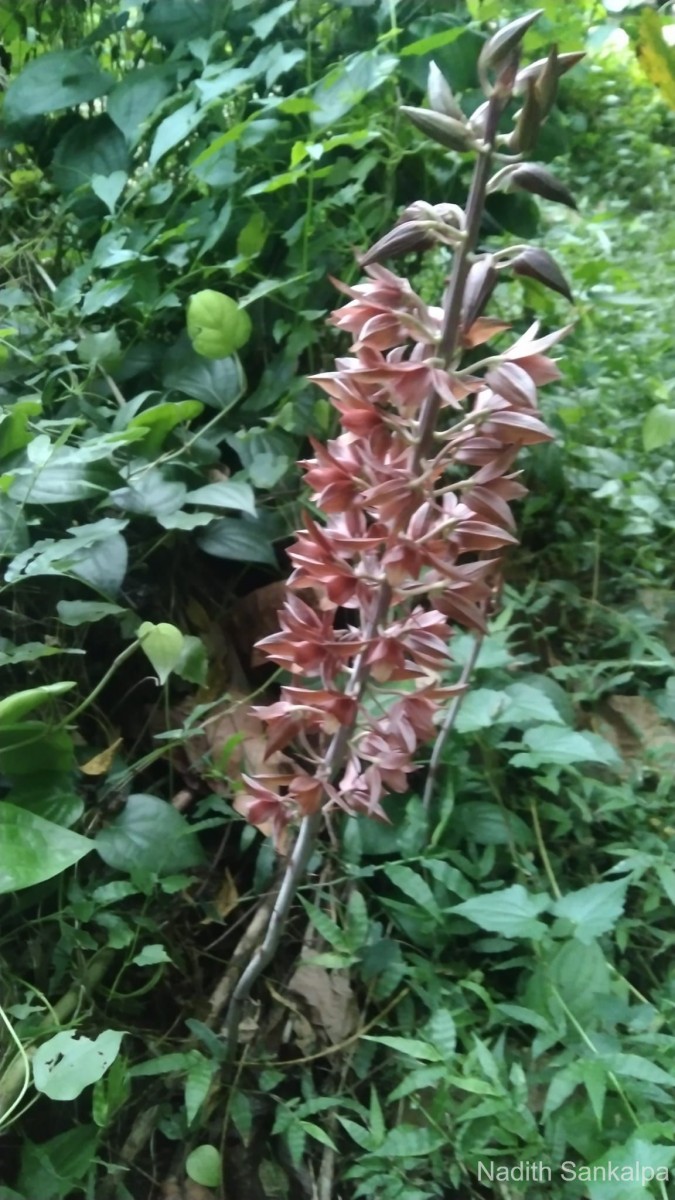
[236, 10, 581, 850]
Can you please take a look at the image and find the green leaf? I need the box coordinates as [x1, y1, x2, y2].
[400, 27, 466, 56]
[642, 404, 675, 452]
[107, 67, 174, 144]
[383, 863, 441, 917]
[110, 468, 186, 518]
[129, 1052, 195, 1077]
[187, 290, 252, 359]
[311, 51, 398, 129]
[132, 944, 172, 967]
[138, 622, 184, 685]
[95, 793, 204, 875]
[142, 0, 214, 45]
[362, 1036, 443, 1062]
[600, 1052, 675, 1087]
[57, 600, 127, 627]
[150, 100, 204, 165]
[33, 1030, 125, 1101]
[585, 1136, 675, 1200]
[0, 804, 93, 894]
[3, 50, 113, 125]
[52, 116, 130, 195]
[377, 1125, 446, 1157]
[452, 885, 550, 940]
[164, 342, 245, 409]
[158, 510, 215, 531]
[185, 1054, 215, 1125]
[0, 398, 43, 459]
[0, 722, 75, 775]
[174, 635, 208, 685]
[82, 279, 133, 316]
[0, 682, 75, 725]
[553, 879, 628, 943]
[185, 1145, 221, 1188]
[77, 329, 122, 367]
[17, 1126, 99, 1198]
[425, 1008, 457, 1058]
[127, 400, 204, 452]
[185, 480, 256, 516]
[250, 0, 295, 41]
[453, 801, 532, 847]
[197, 516, 276, 566]
[8, 457, 104, 504]
[91, 171, 127, 214]
[69, 534, 129, 598]
[236, 211, 269, 259]
[6, 777, 82, 828]
[512, 725, 621, 769]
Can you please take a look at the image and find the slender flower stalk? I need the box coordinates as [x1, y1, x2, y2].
[224, 11, 582, 1051]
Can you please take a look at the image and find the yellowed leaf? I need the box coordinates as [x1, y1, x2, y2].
[80, 738, 122, 776]
[213, 869, 239, 920]
[638, 9, 675, 109]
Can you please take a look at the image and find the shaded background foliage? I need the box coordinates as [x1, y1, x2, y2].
[1, 1, 675, 1199]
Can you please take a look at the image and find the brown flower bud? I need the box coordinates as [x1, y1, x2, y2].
[400, 106, 476, 153]
[511, 247, 573, 302]
[510, 164, 577, 209]
[478, 9, 543, 80]
[358, 221, 435, 266]
[508, 79, 542, 153]
[534, 45, 559, 117]
[514, 51, 585, 95]
[462, 257, 498, 332]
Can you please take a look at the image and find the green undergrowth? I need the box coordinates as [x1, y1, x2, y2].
[1, 2, 675, 1199]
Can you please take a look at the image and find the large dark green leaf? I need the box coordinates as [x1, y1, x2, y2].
[141, 0, 215, 45]
[52, 117, 130, 195]
[3, 50, 113, 126]
[163, 340, 245, 409]
[107, 67, 174, 145]
[0, 804, 93, 893]
[95, 794, 204, 875]
[197, 516, 276, 566]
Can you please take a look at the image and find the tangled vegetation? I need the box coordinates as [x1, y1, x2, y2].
[0, 2, 674, 1198]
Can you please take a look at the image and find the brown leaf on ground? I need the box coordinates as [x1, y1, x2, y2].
[231, 582, 320, 667]
[595, 694, 675, 772]
[287, 957, 359, 1047]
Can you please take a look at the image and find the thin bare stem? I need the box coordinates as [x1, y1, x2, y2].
[422, 632, 484, 811]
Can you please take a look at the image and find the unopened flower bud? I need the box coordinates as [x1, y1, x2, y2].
[400, 106, 476, 153]
[427, 61, 466, 122]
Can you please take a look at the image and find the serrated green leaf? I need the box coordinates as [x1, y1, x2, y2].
[452, 885, 550, 940]
[643, 404, 675, 452]
[362, 1036, 443, 1062]
[185, 1053, 215, 1125]
[553, 879, 627, 943]
[377, 1125, 446, 1157]
[383, 864, 440, 917]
